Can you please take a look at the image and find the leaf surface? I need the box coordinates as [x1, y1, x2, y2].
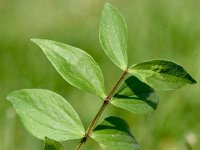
[112, 76, 159, 114]
[31, 39, 106, 98]
[128, 60, 196, 90]
[92, 116, 140, 150]
[99, 3, 128, 70]
[7, 89, 85, 141]
[44, 137, 64, 150]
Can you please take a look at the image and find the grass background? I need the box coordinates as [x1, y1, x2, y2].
[0, 0, 199, 149]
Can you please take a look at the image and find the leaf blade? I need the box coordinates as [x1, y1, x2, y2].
[92, 116, 140, 150]
[31, 39, 106, 98]
[111, 76, 159, 114]
[44, 137, 64, 150]
[7, 89, 85, 141]
[99, 3, 128, 70]
[128, 60, 196, 90]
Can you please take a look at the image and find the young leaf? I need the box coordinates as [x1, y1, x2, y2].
[99, 3, 128, 70]
[31, 39, 106, 99]
[111, 76, 159, 114]
[92, 116, 141, 150]
[7, 89, 85, 141]
[128, 60, 196, 90]
[44, 137, 64, 150]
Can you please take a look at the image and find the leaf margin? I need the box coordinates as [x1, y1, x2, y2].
[128, 59, 197, 90]
[6, 89, 85, 141]
[99, 2, 128, 70]
[31, 38, 106, 99]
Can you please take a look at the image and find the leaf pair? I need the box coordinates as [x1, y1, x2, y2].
[99, 3, 196, 90]
[43, 117, 141, 150]
[45, 117, 141, 150]
[7, 89, 141, 150]
[113, 59, 197, 114]
[6, 87, 144, 150]
[99, 3, 196, 114]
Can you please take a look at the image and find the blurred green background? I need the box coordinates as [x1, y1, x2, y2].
[0, 0, 199, 149]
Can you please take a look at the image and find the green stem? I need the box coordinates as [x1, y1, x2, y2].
[76, 70, 128, 150]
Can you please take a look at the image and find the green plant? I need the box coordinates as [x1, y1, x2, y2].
[6, 3, 196, 150]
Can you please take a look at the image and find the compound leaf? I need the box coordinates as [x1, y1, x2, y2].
[112, 76, 159, 114]
[128, 60, 196, 90]
[31, 39, 106, 98]
[92, 116, 140, 150]
[44, 137, 64, 150]
[7, 89, 85, 141]
[100, 3, 128, 70]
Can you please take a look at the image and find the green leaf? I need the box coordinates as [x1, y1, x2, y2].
[99, 3, 128, 70]
[44, 137, 64, 150]
[7, 89, 85, 141]
[92, 116, 140, 150]
[31, 39, 106, 98]
[111, 76, 159, 114]
[128, 60, 197, 90]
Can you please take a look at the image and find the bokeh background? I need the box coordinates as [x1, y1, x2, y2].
[0, 0, 199, 149]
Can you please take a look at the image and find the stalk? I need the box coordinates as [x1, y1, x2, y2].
[76, 70, 128, 150]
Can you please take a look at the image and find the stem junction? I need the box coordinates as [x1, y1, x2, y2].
[76, 70, 128, 150]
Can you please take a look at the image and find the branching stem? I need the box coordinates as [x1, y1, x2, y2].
[76, 69, 128, 150]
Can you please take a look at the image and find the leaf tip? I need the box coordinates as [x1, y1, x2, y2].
[6, 92, 14, 102]
[104, 2, 112, 7]
[103, 2, 116, 12]
[185, 73, 197, 85]
[191, 78, 197, 84]
[30, 38, 42, 45]
[6, 90, 23, 104]
[6, 94, 11, 102]
[30, 38, 38, 43]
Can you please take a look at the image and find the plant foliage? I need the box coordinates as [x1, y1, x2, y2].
[7, 89, 85, 141]
[44, 137, 64, 150]
[112, 76, 158, 114]
[100, 3, 128, 70]
[92, 116, 140, 150]
[7, 2, 196, 150]
[31, 39, 106, 98]
[128, 60, 196, 90]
